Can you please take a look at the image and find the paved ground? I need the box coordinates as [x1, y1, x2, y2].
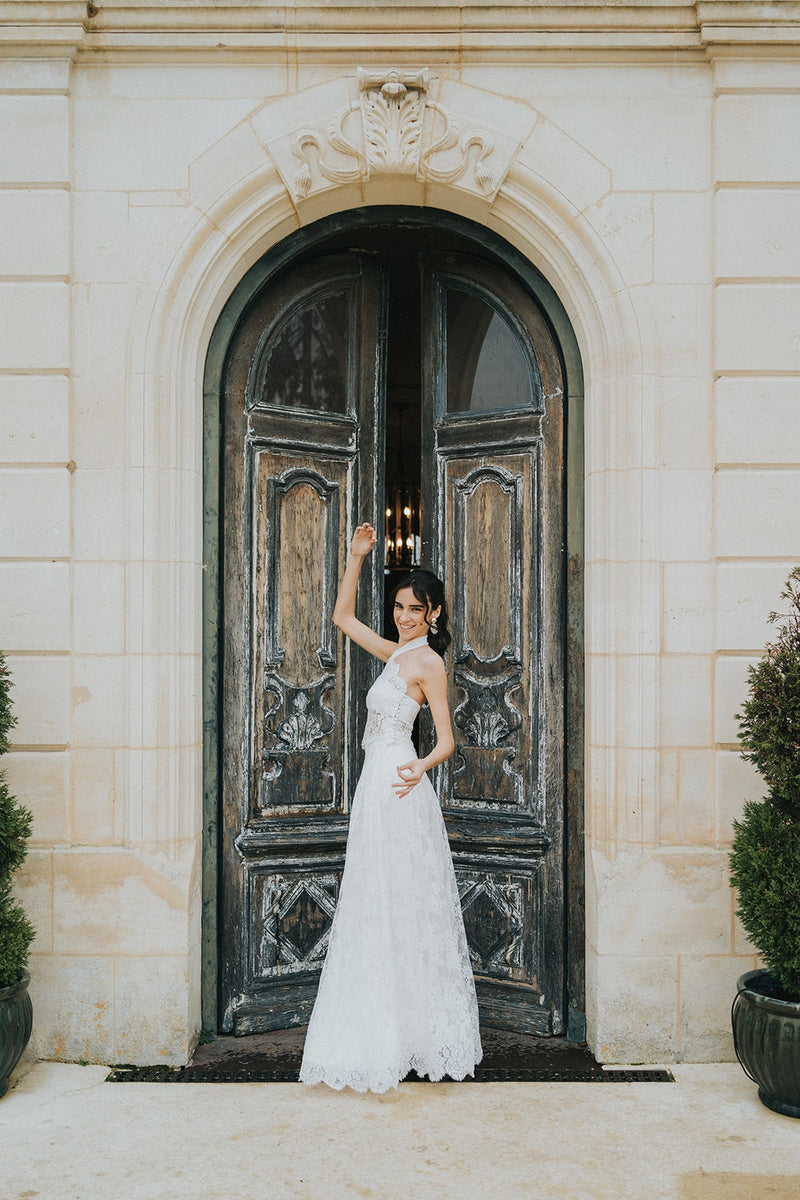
[2, 1059, 800, 1200]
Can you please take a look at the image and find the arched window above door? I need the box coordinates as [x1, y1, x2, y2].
[246, 284, 355, 415]
[445, 286, 537, 414]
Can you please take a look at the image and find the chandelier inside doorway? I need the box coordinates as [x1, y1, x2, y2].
[384, 397, 421, 569]
[383, 391, 422, 568]
[385, 485, 421, 569]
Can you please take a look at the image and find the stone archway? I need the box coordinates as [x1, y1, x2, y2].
[126, 68, 655, 1058]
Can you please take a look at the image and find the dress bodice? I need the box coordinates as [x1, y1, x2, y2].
[361, 636, 425, 748]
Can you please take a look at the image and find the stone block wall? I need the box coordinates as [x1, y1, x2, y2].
[0, 48, 205, 1064]
[1, 1, 798, 1064]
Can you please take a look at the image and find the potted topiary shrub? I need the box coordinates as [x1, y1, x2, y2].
[0, 653, 35, 1098]
[729, 566, 800, 1118]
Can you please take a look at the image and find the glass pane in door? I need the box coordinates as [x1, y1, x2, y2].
[252, 290, 350, 413]
[446, 287, 533, 414]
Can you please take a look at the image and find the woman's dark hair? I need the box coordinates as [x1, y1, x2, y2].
[393, 568, 451, 657]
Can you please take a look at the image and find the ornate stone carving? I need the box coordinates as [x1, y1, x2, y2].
[292, 103, 364, 198]
[421, 101, 495, 194]
[282, 69, 504, 203]
[359, 68, 428, 176]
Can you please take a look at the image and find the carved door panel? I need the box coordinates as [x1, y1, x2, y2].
[421, 253, 566, 1034]
[219, 253, 385, 1033]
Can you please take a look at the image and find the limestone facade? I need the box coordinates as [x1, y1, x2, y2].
[1, 0, 798, 1064]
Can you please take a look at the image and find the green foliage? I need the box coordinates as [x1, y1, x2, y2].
[0, 777, 32, 880]
[731, 568, 800, 995]
[737, 567, 800, 819]
[0, 886, 35, 991]
[0, 654, 15, 758]
[0, 654, 35, 989]
[730, 799, 800, 995]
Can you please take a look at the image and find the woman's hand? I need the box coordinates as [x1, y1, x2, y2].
[351, 523, 377, 558]
[393, 759, 427, 799]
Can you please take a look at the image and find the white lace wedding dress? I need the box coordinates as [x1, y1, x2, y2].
[299, 635, 482, 1093]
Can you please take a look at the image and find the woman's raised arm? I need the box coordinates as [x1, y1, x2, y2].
[333, 523, 398, 662]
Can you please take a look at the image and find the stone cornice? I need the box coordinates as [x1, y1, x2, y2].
[1, 0, 798, 60]
[697, 0, 800, 47]
[0, 0, 85, 56]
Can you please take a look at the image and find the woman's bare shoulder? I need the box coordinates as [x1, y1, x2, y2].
[414, 646, 447, 680]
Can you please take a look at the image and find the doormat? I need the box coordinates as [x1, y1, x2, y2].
[106, 1027, 674, 1084]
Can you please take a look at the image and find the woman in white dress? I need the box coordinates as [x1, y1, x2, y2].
[299, 522, 482, 1093]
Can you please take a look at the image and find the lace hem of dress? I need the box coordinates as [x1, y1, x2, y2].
[299, 1041, 483, 1093]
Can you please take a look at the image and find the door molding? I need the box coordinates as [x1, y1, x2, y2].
[202, 206, 585, 1039]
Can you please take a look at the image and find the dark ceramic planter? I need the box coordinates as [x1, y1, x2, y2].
[732, 968, 800, 1119]
[0, 969, 33, 1099]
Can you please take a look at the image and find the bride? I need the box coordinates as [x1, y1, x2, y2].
[299, 522, 482, 1093]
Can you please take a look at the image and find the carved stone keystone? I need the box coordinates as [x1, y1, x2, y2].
[260, 70, 534, 205]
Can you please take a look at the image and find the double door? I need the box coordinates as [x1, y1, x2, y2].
[219, 244, 566, 1036]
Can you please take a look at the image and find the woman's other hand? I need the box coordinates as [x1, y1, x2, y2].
[393, 759, 427, 798]
[351, 523, 377, 558]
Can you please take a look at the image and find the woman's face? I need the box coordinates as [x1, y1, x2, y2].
[393, 587, 439, 642]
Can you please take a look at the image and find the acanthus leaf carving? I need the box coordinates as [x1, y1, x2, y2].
[282, 68, 503, 203]
[358, 67, 427, 175]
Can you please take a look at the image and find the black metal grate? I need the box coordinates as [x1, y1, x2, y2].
[106, 1028, 674, 1086]
[107, 1065, 674, 1083]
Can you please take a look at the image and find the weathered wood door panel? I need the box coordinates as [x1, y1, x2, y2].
[421, 253, 566, 1034]
[220, 253, 385, 1033]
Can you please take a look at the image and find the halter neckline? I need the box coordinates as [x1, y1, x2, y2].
[390, 634, 429, 659]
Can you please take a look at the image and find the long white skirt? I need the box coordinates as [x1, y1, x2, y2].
[299, 736, 482, 1093]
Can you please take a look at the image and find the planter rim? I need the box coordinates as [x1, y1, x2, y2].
[737, 968, 800, 1015]
[0, 968, 30, 1004]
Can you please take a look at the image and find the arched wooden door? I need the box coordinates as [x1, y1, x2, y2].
[217, 234, 568, 1037]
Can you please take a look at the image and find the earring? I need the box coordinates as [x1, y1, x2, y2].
[430, 618, 439, 635]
